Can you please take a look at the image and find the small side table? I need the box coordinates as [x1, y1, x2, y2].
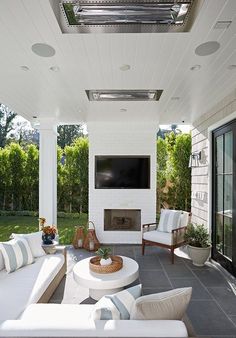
[42, 241, 58, 254]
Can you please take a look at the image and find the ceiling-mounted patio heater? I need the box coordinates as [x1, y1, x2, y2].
[86, 89, 163, 101]
[58, 0, 203, 33]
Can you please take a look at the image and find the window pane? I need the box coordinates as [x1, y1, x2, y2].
[225, 131, 233, 174]
[216, 135, 223, 174]
[216, 175, 223, 212]
[216, 213, 223, 254]
[224, 174, 232, 213]
[224, 216, 232, 260]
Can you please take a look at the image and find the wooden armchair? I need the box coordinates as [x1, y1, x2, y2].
[142, 210, 189, 264]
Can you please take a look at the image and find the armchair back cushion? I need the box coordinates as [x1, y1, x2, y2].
[158, 210, 182, 233]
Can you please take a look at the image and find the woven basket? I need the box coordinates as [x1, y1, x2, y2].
[89, 255, 123, 274]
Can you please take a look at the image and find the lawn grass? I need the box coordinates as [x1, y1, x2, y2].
[0, 214, 88, 245]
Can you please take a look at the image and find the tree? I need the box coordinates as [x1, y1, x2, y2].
[0, 104, 17, 148]
[156, 137, 168, 212]
[22, 145, 39, 210]
[57, 125, 83, 149]
[8, 143, 26, 210]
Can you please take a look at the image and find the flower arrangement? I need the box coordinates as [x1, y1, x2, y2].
[39, 217, 57, 245]
[42, 225, 57, 236]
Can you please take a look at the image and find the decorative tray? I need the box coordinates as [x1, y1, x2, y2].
[89, 255, 123, 274]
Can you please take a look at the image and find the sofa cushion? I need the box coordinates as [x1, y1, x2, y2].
[12, 232, 46, 258]
[130, 288, 192, 320]
[158, 209, 182, 233]
[0, 253, 65, 321]
[1, 304, 188, 337]
[91, 284, 142, 320]
[0, 318, 188, 337]
[0, 238, 34, 273]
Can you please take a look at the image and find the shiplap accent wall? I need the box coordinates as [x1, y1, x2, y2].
[191, 89, 236, 229]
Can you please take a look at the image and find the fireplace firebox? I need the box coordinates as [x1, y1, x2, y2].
[104, 209, 141, 231]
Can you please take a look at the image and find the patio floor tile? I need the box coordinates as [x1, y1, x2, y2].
[193, 268, 229, 287]
[170, 278, 212, 300]
[187, 300, 236, 336]
[207, 287, 236, 315]
[139, 270, 172, 288]
[163, 264, 195, 278]
[135, 255, 162, 270]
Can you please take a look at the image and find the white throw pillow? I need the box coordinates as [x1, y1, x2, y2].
[91, 284, 142, 320]
[158, 209, 182, 233]
[12, 231, 46, 258]
[0, 249, 5, 270]
[91, 295, 121, 320]
[130, 287, 192, 320]
[0, 238, 34, 273]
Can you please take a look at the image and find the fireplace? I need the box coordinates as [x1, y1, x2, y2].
[104, 209, 141, 231]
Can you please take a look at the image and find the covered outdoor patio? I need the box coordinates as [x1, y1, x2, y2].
[0, 0, 236, 337]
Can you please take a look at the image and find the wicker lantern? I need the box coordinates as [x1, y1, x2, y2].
[72, 226, 85, 249]
[83, 221, 100, 251]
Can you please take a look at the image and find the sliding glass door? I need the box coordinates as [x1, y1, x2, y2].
[212, 120, 236, 276]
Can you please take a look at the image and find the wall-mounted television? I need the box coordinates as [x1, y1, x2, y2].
[95, 156, 150, 189]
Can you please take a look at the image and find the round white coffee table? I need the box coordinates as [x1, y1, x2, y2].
[73, 256, 139, 300]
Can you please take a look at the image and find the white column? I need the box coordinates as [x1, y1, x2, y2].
[38, 119, 57, 225]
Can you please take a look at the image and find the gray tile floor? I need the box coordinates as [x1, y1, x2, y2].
[50, 245, 236, 338]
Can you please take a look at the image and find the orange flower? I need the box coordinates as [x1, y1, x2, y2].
[42, 225, 57, 235]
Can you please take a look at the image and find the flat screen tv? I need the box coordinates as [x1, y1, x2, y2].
[95, 156, 150, 189]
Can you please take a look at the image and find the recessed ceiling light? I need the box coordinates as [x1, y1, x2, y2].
[190, 64, 201, 71]
[195, 41, 220, 56]
[171, 96, 180, 101]
[20, 66, 29, 71]
[32, 116, 38, 119]
[120, 108, 127, 112]
[214, 21, 232, 30]
[31, 43, 56, 57]
[50, 66, 60, 72]
[227, 65, 236, 70]
[120, 64, 131, 71]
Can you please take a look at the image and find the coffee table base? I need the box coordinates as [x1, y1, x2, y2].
[89, 287, 123, 300]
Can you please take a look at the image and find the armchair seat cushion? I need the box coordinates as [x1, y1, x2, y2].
[143, 230, 172, 246]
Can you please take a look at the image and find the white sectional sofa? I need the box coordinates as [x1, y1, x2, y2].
[0, 247, 66, 321]
[0, 304, 190, 338]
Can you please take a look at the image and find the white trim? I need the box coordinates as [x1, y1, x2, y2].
[207, 110, 236, 234]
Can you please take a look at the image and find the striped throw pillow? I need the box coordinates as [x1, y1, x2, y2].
[91, 284, 142, 320]
[0, 238, 34, 273]
[158, 209, 182, 233]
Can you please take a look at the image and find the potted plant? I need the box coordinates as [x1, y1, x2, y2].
[96, 247, 112, 266]
[184, 224, 211, 266]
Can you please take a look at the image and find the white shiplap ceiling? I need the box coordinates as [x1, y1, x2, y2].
[0, 0, 236, 126]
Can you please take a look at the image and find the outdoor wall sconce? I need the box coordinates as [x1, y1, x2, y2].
[189, 151, 202, 168]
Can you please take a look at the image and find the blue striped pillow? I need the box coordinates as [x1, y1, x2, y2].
[91, 284, 142, 320]
[107, 284, 142, 319]
[0, 238, 34, 273]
